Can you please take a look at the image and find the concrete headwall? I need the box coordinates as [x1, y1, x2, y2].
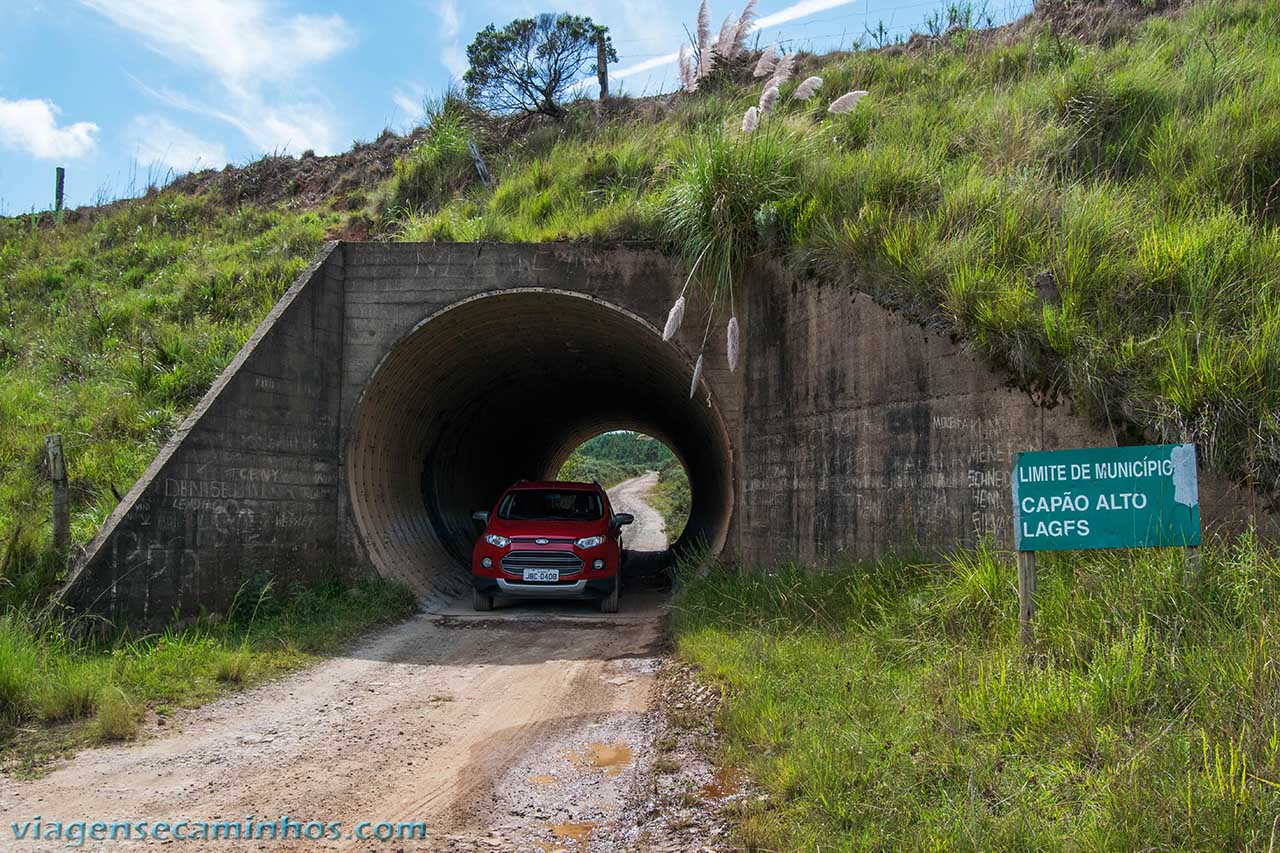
[61, 245, 348, 621]
[60, 242, 1256, 625]
[740, 267, 1253, 564]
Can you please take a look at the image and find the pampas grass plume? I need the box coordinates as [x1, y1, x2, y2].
[697, 40, 716, 81]
[828, 90, 868, 114]
[768, 52, 795, 88]
[715, 13, 736, 59]
[733, 0, 757, 52]
[663, 296, 686, 341]
[679, 43, 694, 90]
[793, 76, 822, 100]
[753, 43, 777, 77]
[741, 106, 758, 133]
[727, 316, 740, 372]
[696, 0, 711, 48]
[759, 85, 779, 112]
[689, 353, 704, 399]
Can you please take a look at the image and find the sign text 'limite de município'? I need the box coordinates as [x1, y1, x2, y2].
[1012, 444, 1200, 552]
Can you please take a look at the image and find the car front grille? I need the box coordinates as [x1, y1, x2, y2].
[500, 550, 584, 576]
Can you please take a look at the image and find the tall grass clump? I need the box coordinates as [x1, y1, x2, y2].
[674, 536, 1280, 849]
[384, 92, 479, 220]
[0, 613, 41, 722]
[662, 127, 805, 310]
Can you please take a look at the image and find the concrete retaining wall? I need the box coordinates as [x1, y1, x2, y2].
[59, 243, 1258, 625]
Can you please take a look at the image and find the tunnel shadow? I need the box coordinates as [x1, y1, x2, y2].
[345, 290, 732, 603]
[300, 549, 676, 669]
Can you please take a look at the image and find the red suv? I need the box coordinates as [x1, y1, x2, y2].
[471, 481, 633, 613]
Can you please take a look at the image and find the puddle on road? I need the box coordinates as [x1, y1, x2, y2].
[528, 773, 557, 786]
[565, 742, 633, 777]
[536, 820, 597, 849]
[700, 765, 745, 799]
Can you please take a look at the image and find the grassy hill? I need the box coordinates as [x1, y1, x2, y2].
[2, 0, 1279, 608]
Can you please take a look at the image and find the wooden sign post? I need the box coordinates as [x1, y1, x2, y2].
[45, 433, 69, 552]
[1016, 550, 1036, 646]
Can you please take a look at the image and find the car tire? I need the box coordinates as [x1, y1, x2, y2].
[600, 577, 620, 614]
[473, 589, 493, 611]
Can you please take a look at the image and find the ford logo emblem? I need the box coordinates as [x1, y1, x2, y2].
[535, 538, 550, 545]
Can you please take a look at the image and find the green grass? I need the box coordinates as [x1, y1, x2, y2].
[558, 430, 686, 488]
[3, 1, 1279, 621]
[648, 456, 691, 540]
[0, 576, 415, 775]
[673, 536, 1280, 850]
[394, 0, 1280, 503]
[0, 197, 341, 608]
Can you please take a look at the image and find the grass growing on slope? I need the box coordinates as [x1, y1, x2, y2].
[673, 537, 1280, 850]
[0, 575, 415, 776]
[648, 456, 692, 541]
[394, 0, 1280, 500]
[559, 430, 686, 488]
[0, 197, 341, 608]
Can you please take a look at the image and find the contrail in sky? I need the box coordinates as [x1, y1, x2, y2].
[610, 0, 859, 80]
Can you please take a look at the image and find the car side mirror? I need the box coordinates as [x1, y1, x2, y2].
[613, 513, 634, 528]
[472, 510, 490, 524]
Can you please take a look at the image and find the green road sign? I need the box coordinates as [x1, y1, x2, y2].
[1012, 444, 1201, 552]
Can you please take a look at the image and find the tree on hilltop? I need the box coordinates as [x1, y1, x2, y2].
[463, 13, 616, 119]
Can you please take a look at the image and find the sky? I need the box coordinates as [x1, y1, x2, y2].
[0, 0, 1026, 214]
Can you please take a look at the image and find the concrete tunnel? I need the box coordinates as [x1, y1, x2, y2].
[344, 288, 735, 592]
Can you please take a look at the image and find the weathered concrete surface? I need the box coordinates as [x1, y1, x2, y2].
[59, 243, 1258, 625]
[60, 245, 347, 622]
[739, 267, 1254, 564]
[61, 243, 739, 622]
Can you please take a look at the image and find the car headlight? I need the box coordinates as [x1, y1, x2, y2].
[575, 535, 605, 549]
[484, 533, 511, 548]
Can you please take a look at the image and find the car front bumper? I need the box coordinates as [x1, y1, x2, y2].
[474, 576, 616, 600]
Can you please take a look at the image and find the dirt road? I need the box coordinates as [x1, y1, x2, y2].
[2, 476, 702, 851]
[4, 612, 673, 852]
[608, 472, 666, 553]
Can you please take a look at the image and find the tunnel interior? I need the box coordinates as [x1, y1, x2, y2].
[346, 289, 734, 597]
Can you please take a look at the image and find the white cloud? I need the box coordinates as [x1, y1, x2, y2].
[80, 0, 348, 91]
[82, 0, 351, 154]
[134, 79, 338, 154]
[753, 0, 859, 30]
[441, 43, 468, 78]
[433, 0, 468, 78]
[611, 0, 860, 82]
[127, 115, 228, 172]
[0, 98, 99, 159]
[436, 0, 460, 38]
[393, 89, 423, 119]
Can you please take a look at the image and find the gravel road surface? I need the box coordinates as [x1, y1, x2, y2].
[2, 477, 694, 852]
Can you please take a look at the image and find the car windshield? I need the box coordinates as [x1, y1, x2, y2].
[497, 489, 603, 521]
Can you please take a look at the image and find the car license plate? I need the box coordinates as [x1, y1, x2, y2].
[523, 568, 559, 582]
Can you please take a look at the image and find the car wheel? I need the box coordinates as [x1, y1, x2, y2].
[600, 577, 620, 614]
[473, 589, 493, 611]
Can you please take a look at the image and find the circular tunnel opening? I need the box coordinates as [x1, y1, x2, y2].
[346, 289, 733, 599]
[557, 430, 692, 553]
